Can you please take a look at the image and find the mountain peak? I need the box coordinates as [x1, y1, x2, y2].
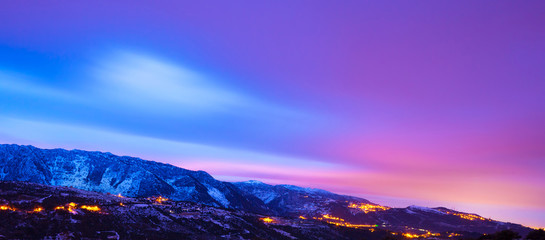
[0, 143, 270, 213]
[242, 180, 266, 185]
[407, 205, 446, 214]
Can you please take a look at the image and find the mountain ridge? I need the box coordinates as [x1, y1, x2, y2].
[0, 143, 270, 214]
[0, 143, 533, 235]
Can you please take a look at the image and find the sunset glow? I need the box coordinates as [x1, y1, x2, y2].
[0, 0, 543, 228]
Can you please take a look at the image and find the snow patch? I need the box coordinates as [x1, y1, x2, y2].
[207, 186, 230, 207]
[407, 205, 445, 215]
[255, 191, 278, 204]
[242, 180, 265, 185]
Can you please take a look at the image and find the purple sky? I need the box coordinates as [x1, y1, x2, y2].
[0, 1, 544, 228]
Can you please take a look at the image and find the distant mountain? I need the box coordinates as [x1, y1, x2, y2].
[234, 181, 532, 235]
[233, 180, 369, 216]
[0, 144, 268, 214]
[343, 205, 532, 235]
[0, 144, 534, 236]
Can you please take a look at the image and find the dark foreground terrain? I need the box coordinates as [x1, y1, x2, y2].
[0, 181, 399, 240]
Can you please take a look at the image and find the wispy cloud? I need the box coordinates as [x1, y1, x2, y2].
[90, 51, 258, 114]
[1, 50, 301, 119]
[0, 51, 318, 148]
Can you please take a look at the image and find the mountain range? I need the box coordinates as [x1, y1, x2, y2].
[0, 144, 534, 237]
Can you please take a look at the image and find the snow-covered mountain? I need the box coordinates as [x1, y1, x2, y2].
[0, 144, 534, 236]
[233, 180, 369, 216]
[0, 144, 267, 213]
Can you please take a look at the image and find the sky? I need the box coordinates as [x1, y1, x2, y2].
[0, 1, 544, 228]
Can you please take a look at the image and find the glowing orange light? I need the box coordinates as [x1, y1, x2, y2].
[348, 203, 390, 213]
[32, 207, 43, 213]
[403, 233, 419, 238]
[261, 217, 275, 223]
[149, 196, 168, 204]
[0, 205, 16, 211]
[314, 214, 376, 229]
[67, 202, 77, 214]
[80, 205, 101, 211]
[441, 210, 487, 221]
[402, 231, 440, 238]
[299, 216, 306, 220]
[54, 203, 78, 214]
[453, 212, 486, 221]
[322, 214, 345, 222]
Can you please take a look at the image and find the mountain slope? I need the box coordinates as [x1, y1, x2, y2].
[339, 205, 532, 235]
[233, 180, 370, 216]
[233, 182, 532, 235]
[0, 181, 393, 240]
[0, 144, 534, 236]
[0, 144, 268, 213]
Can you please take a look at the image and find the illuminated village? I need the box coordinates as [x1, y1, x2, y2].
[0, 194, 526, 240]
[256, 211, 472, 239]
[1, 202, 102, 215]
[0, 197, 522, 239]
[0, 179, 540, 240]
[312, 214, 376, 228]
[348, 202, 391, 213]
[260, 217, 276, 223]
[1, 197, 482, 239]
[255, 202, 502, 238]
[147, 196, 170, 204]
[440, 210, 489, 221]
